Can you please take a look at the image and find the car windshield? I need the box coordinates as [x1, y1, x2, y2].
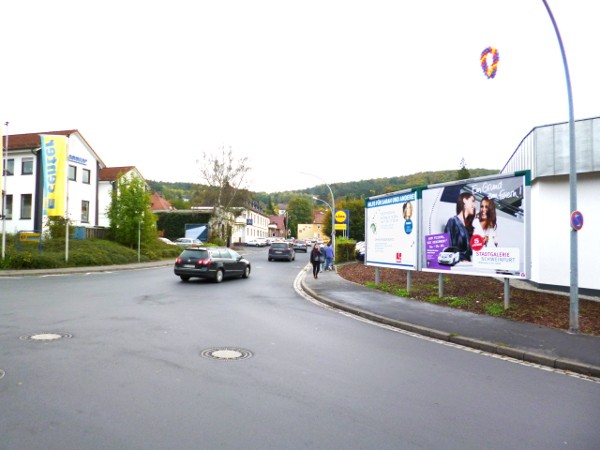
[180, 249, 209, 259]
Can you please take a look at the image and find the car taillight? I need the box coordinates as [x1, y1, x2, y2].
[198, 259, 211, 266]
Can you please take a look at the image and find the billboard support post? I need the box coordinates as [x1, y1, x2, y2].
[406, 271, 412, 294]
[375, 267, 380, 286]
[438, 274, 444, 298]
[504, 278, 511, 310]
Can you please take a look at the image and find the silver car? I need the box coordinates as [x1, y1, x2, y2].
[174, 237, 203, 248]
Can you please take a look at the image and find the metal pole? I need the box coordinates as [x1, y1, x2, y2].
[541, 0, 578, 332]
[138, 219, 141, 262]
[302, 172, 335, 252]
[2, 122, 8, 260]
[503, 278, 510, 310]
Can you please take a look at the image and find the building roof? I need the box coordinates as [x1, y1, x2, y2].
[151, 192, 175, 211]
[313, 210, 328, 224]
[99, 166, 138, 182]
[6, 130, 106, 168]
[269, 215, 286, 233]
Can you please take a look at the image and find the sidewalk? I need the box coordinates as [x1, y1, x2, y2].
[301, 267, 600, 379]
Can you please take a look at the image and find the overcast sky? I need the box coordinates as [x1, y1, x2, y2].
[2, 0, 598, 193]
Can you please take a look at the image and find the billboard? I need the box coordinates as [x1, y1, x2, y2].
[365, 190, 417, 270]
[185, 224, 209, 242]
[420, 173, 529, 278]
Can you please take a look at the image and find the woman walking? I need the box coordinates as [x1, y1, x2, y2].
[310, 244, 322, 279]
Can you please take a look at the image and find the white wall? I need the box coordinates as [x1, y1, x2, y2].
[530, 173, 599, 291]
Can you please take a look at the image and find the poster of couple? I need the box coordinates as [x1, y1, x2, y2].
[421, 174, 527, 278]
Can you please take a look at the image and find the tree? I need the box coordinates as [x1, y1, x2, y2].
[457, 158, 471, 180]
[336, 197, 365, 241]
[198, 146, 251, 243]
[286, 197, 313, 238]
[107, 175, 157, 247]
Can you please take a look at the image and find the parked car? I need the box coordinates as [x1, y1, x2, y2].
[438, 246, 461, 266]
[158, 237, 177, 245]
[174, 247, 251, 282]
[174, 237, 203, 248]
[268, 242, 296, 262]
[246, 238, 265, 247]
[292, 239, 308, 252]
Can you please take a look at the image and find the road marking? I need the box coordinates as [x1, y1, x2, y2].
[294, 267, 600, 384]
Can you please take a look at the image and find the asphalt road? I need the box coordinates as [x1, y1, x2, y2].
[1, 246, 599, 449]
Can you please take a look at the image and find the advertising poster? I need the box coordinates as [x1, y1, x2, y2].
[365, 190, 417, 269]
[420, 174, 528, 278]
[185, 224, 209, 242]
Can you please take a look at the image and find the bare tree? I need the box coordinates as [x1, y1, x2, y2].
[199, 146, 251, 243]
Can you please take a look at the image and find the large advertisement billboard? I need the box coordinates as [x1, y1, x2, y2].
[365, 190, 417, 270]
[420, 174, 528, 278]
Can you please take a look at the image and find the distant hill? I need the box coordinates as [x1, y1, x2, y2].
[148, 168, 499, 208]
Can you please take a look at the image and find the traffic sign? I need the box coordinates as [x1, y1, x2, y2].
[570, 210, 584, 231]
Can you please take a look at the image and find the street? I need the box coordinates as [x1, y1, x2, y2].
[1, 246, 599, 449]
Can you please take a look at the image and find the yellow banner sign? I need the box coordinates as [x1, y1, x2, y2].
[41, 135, 68, 216]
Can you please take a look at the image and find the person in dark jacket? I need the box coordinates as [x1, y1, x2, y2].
[310, 244, 322, 278]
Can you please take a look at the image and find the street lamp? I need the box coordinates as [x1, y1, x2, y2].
[312, 197, 335, 243]
[312, 196, 331, 210]
[302, 172, 335, 251]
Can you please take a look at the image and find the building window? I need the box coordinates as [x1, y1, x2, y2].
[3, 194, 12, 220]
[4, 159, 14, 176]
[69, 165, 77, 181]
[81, 200, 90, 223]
[20, 194, 32, 219]
[82, 169, 91, 184]
[21, 158, 34, 175]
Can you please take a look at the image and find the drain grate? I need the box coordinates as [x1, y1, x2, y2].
[20, 333, 73, 341]
[201, 347, 252, 361]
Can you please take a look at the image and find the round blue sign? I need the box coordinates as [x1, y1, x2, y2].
[571, 210, 584, 231]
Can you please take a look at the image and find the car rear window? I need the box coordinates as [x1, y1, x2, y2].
[271, 243, 287, 249]
[180, 249, 209, 259]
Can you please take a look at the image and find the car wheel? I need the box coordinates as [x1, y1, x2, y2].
[242, 266, 251, 278]
[214, 269, 224, 283]
[180, 275, 190, 282]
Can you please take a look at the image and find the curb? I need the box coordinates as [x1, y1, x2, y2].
[300, 275, 600, 379]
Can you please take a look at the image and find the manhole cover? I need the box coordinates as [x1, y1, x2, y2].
[201, 347, 252, 361]
[20, 333, 73, 341]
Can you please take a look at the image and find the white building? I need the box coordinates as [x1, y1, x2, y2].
[501, 116, 600, 294]
[2, 130, 107, 235]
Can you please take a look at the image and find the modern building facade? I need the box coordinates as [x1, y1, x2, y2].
[501, 116, 599, 293]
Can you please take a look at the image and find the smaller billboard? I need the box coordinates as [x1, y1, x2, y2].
[364, 190, 417, 270]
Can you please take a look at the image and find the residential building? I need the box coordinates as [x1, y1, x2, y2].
[2, 130, 106, 234]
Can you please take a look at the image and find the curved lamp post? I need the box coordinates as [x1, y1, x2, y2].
[312, 196, 332, 243]
[302, 172, 335, 252]
[541, 0, 578, 332]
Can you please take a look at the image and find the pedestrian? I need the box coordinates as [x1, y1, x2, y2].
[310, 244, 322, 279]
[319, 243, 327, 272]
[323, 241, 335, 271]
